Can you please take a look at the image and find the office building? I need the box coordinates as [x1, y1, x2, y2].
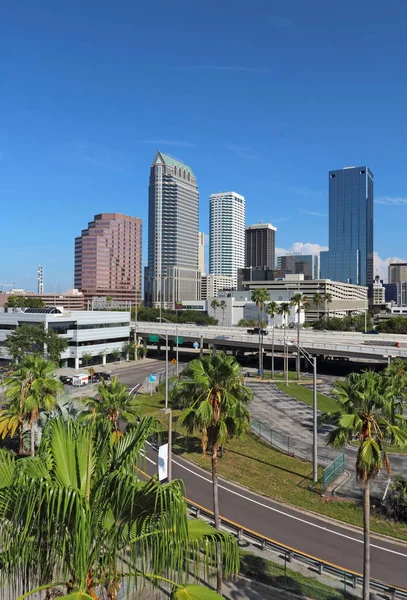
[383, 283, 398, 304]
[0, 289, 85, 311]
[0, 308, 130, 369]
[145, 151, 200, 308]
[372, 276, 385, 306]
[201, 274, 234, 300]
[74, 213, 142, 306]
[241, 274, 368, 321]
[209, 191, 245, 287]
[238, 266, 275, 289]
[320, 166, 374, 286]
[198, 232, 205, 273]
[245, 223, 276, 269]
[388, 263, 407, 284]
[277, 254, 319, 280]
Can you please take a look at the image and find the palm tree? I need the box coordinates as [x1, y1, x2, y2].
[277, 302, 291, 381]
[211, 298, 219, 322]
[313, 293, 324, 321]
[81, 376, 139, 439]
[266, 301, 278, 379]
[323, 371, 407, 600]
[0, 417, 239, 600]
[1, 354, 63, 455]
[325, 292, 333, 320]
[290, 293, 309, 380]
[176, 353, 252, 594]
[219, 300, 227, 325]
[251, 288, 270, 376]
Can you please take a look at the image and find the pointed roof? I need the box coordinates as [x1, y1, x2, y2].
[152, 151, 195, 177]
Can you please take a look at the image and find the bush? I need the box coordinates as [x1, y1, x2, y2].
[376, 316, 407, 334]
[383, 475, 407, 522]
[312, 315, 373, 332]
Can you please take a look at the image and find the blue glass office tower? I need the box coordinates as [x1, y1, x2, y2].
[320, 166, 373, 286]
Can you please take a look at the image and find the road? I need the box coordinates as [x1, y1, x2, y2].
[139, 444, 407, 591]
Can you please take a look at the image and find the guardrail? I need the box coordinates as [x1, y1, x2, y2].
[186, 497, 407, 600]
[322, 452, 345, 493]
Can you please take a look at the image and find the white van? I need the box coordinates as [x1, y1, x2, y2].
[72, 374, 89, 386]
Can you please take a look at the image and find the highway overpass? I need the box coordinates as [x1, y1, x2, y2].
[134, 322, 407, 363]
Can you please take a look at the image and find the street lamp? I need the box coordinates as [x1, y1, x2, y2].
[287, 341, 318, 483]
[156, 320, 172, 481]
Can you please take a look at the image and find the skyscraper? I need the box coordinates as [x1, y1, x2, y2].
[388, 262, 407, 284]
[74, 213, 142, 305]
[245, 223, 276, 269]
[209, 191, 245, 287]
[145, 151, 200, 308]
[198, 232, 205, 273]
[277, 254, 319, 280]
[320, 166, 373, 286]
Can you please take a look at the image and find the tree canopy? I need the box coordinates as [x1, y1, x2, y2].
[5, 323, 67, 363]
[4, 296, 45, 309]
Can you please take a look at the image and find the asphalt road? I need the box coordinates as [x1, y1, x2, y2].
[115, 360, 407, 590]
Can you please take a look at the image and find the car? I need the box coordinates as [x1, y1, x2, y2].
[94, 372, 111, 381]
[59, 375, 72, 385]
[247, 327, 268, 335]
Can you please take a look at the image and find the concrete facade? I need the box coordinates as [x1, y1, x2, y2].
[201, 274, 235, 299]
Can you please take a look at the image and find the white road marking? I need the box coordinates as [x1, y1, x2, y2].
[165, 456, 407, 558]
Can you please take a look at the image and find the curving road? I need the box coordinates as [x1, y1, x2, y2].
[116, 359, 407, 591]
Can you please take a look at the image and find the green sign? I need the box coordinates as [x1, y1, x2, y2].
[149, 335, 159, 343]
[174, 337, 183, 344]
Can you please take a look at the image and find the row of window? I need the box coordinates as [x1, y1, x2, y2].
[68, 336, 129, 347]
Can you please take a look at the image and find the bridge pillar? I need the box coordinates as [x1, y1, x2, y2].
[200, 335, 204, 356]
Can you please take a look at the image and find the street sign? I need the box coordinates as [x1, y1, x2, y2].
[193, 341, 199, 349]
[174, 336, 183, 344]
[149, 335, 159, 343]
[172, 358, 177, 364]
[149, 374, 157, 382]
[158, 443, 169, 481]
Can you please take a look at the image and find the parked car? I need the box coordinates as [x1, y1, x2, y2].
[59, 375, 72, 385]
[94, 372, 111, 382]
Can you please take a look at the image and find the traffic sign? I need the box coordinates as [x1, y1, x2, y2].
[172, 358, 177, 364]
[149, 335, 159, 343]
[193, 341, 199, 349]
[149, 374, 157, 382]
[174, 336, 183, 344]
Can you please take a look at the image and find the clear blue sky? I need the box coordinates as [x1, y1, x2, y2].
[1, 0, 406, 291]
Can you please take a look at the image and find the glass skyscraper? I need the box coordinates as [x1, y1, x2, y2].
[320, 166, 373, 286]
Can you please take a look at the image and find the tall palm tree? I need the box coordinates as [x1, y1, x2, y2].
[251, 288, 270, 376]
[266, 301, 278, 379]
[277, 302, 291, 381]
[219, 300, 227, 325]
[325, 292, 333, 320]
[323, 371, 407, 600]
[290, 293, 309, 380]
[81, 376, 139, 440]
[211, 298, 219, 322]
[0, 417, 239, 600]
[1, 354, 63, 455]
[176, 353, 252, 594]
[313, 293, 324, 321]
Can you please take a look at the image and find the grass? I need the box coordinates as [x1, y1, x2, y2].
[275, 382, 338, 413]
[137, 388, 407, 542]
[240, 551, 357, 600]
[260, 371, 313, 381]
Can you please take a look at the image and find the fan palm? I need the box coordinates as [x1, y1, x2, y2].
[322, 371, 407, 600]
[176, 353, 252, 593]
[219, 300, 227, 325]
[325, 292, 333, 320]
[210, 299, 219, 322]
[313, 293, 324, 321]
[0, 417, 239, 600]
[290, 293, 309, 380]
[0, 354, 63, 455]
[81, 376, 139, 439]
[251, 288, 270, 376]
[266, 301, 278, 378]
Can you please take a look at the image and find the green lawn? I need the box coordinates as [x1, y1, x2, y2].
[275, 382, 338, 413]
[137, 388, 407, 541]
[240, 551, 357, 600]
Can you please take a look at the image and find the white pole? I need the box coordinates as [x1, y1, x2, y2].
[313, 355, 318, 483]
[176, 321, 179, 377]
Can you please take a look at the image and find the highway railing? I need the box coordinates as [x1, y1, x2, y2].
[187, 497, 407, 600]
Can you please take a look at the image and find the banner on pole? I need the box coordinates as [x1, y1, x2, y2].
[158, 443, 169, 481]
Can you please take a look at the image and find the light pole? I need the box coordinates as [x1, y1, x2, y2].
[157, 322, 172, 481]
[288, 341, 318, 483]
[134, 269, 139, 361]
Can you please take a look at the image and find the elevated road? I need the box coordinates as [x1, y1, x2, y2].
[134, 322, 407, 362]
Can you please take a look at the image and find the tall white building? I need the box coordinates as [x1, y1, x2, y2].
[209, 191, 245, 287]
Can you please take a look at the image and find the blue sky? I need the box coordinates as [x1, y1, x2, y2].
[1, 0, 406, 291]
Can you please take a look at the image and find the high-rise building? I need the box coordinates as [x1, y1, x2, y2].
[200, 274, 234, 300]
[245, 223, 276, 269]
[198, 232, 205, 273]
[209, 191, 245, 287]
[145, 151, 200, 308]
[388, 262, 407, 284]
[74, 213, 142, 305]
[277, 254, 319, 280]
[320, 166, 373, 286]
